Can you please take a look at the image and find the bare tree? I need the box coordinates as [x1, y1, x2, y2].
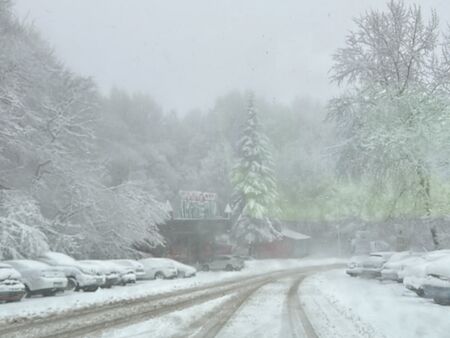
[329, 1, 450, 248]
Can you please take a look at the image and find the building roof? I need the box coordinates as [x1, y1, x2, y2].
[280, 226, 310, 240]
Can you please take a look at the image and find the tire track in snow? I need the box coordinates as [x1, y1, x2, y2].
[286, 276, 318, 338]
[214, 278, 297, 338]
[184, 279, 270, 338]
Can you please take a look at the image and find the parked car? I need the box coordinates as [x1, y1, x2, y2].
[139, 258, 178, 279]
[234, 255, 254, 261]
[170, 260, 196, 278]
[402, 250, 450, 296]
[110, 259, 146, 281]
[0, 263, 26, 302]
[201, 255, 244, 271]
[380, 251, 424, 282]
[5, 260, 67, 297]
[116, 266, 137, 285]
[57, 266, 102, 291]
[79, 260, 121, 288]
[346, 252, 394, 278]
[417, 256, 450, 304]
[38, 252, 104, 292]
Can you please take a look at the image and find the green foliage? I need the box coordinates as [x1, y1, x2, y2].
[231, 98, 281, 244]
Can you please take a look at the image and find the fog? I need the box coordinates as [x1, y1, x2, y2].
[4, 1, 450, 336]
[1, 0, 450, 259]
[15, 0, 450, 112]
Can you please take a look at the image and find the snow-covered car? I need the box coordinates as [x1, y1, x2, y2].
[38, 252, 104, 292]
[0, 263, 26, 302]
[201, 255, 244, 271]
[402, 250, 450, 296]
[234, 255, 254, 261]
[104, 261, 136, 285]
[4, 260, 67, 297]
[170, 260, 196, 278]
[117, 266, 137, 285]
[139, 258, 178, 279]
[110, 259, 145, 281]
[346, 252, 394, 278]
[54, 265, 102, 292]
[79, 260, 121, 288]
[418, 256, 450, 304]
[380, 251, 424, 282]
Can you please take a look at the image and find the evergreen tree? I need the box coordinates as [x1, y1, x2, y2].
[231, 96, 281, 255]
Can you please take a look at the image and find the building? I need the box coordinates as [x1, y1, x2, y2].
[161, 218, 231, 264]
[160, 192, 311, 263]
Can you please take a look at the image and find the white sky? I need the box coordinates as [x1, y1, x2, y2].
[14, 0, 450, 113]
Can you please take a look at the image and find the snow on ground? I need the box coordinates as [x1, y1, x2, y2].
[216, 278, 294, 338]
[98, 294, 233, 338]
[0, 257, 343, 324]
[300, 269, 450, 338]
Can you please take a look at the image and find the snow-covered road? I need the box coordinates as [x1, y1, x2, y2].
[96, 275, 319, 338]
[0, 258, 343, 338]
[7, 260, 449, 338]
[0, 258, 341, 326]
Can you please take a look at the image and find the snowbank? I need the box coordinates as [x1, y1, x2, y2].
[300, 269, 450, 338]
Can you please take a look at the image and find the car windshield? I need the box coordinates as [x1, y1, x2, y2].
[3, 1, 450, 336]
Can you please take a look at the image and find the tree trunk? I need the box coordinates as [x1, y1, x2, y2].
[417, 165, 439, 249]
[248, 243, 254, 257]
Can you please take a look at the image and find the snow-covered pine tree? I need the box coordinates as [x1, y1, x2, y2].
[231, 96, 281, 255]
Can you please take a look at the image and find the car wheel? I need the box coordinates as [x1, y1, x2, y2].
[83, 285, 99, 292]
[155, 272, 164, 280]
[67, 277, 78, 291]
[225, 264, 233, 271]
[415, 288, 425, 297]
[42, 290, 57, 297]
[201, 265, 210, 272]
[177, 271, 185, 278]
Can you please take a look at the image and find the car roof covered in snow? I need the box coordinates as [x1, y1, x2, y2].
[426, 255, 450, 277]
[110, 259, 144, 269]
[40, 251, 77, 265]
[425, 249, 450, 261]
[370, 251, 394, 259]
[386, 251, 423, 262]
[0, 263, 13, 269]
[139, 257, 176, 267]
[0, 263, 21, 280]
[5, 260, 51, 270]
